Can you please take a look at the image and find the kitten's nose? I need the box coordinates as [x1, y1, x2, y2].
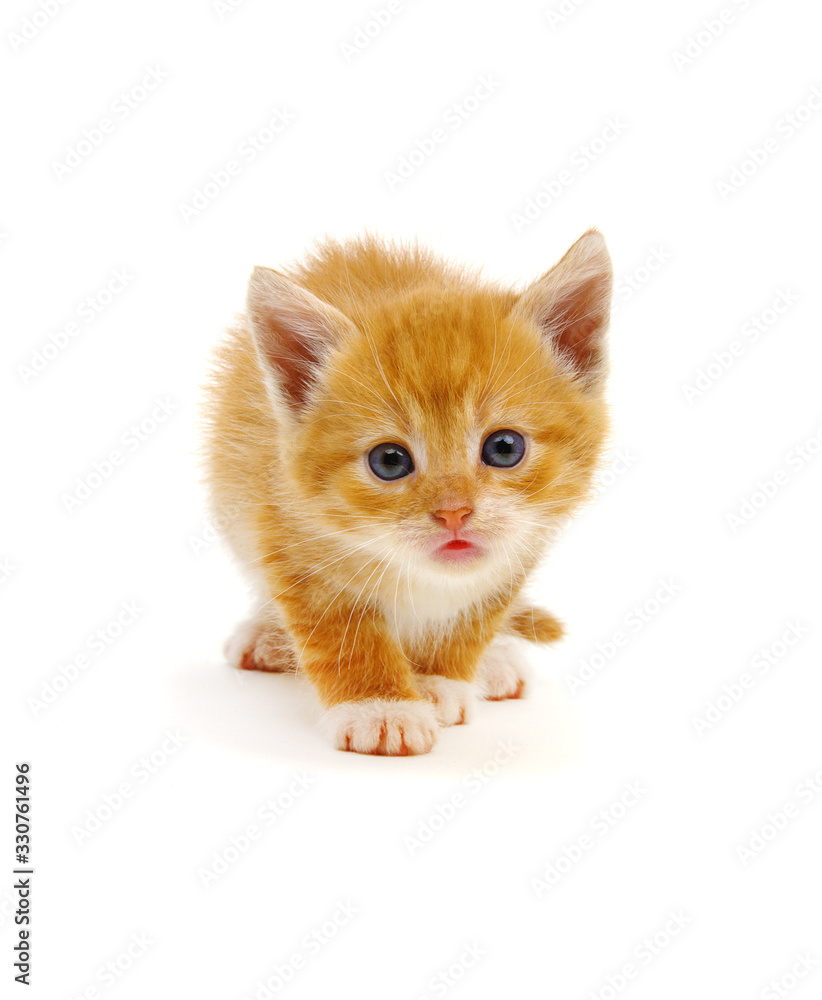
[433, 507, 472, 531]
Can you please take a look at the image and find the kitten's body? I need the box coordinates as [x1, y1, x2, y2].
[203, 233, 612, 754]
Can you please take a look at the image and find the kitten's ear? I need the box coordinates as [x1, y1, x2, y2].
[246, 266, 357, 414]
[513, 230, 613, 388]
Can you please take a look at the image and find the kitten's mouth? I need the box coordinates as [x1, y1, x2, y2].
[433, 537, 483, 564]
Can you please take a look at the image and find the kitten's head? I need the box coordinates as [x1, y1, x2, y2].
[246, 232, 612, 589]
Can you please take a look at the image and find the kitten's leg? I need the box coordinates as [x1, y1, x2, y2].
[475, 634, 532, 701]
[279, 594, 439, 756]
[411, 675, 475, 726]
[224, 604, 298, 673]
[410, 621, 504, 724]
[473, 606, 563, 700]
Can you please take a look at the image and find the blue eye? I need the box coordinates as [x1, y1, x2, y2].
[368, 443, 415, 481]
[481, 430, 526, 468]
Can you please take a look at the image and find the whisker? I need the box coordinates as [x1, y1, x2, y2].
[337, 552, 392, 672]
[346, 551, 396, 671]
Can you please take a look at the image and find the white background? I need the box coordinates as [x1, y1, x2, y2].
[3, 0, 821, 997]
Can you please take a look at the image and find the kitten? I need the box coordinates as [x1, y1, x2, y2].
[203, 231, 612, 755]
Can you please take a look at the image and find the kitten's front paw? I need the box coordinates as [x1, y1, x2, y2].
[323, 699, 438, 756]
[476, 636, 532, 701]
[224, 617, 297, 673]
[413, 675, 474, 726]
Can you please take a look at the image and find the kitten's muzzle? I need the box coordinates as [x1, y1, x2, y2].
[430, 508, 484, 564]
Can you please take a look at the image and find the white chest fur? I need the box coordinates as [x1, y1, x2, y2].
[381, 559, 503, 642]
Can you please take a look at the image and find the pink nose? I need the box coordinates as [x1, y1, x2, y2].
[433, 507, 472, 531]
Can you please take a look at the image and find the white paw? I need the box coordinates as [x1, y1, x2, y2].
[476, 636, 532, 701]
[413, 675, 475, 726]
[224, 615, 297, 673]
[323, 699, 438, 756]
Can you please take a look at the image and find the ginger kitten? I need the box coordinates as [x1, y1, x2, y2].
[203, 231, 612, 755]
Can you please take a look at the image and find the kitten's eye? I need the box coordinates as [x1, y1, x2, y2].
[368, 443, 415, 481]
[481, 430, 526, 468]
